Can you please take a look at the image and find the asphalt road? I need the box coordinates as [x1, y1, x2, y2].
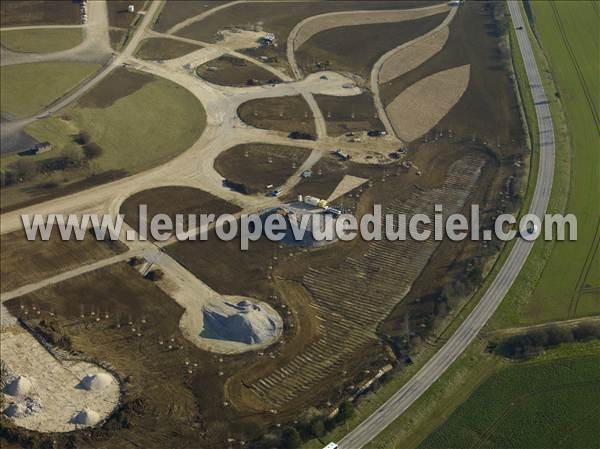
[337, 2, 556, 448]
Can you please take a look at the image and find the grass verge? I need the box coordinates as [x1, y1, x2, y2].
[0, 28, 83, 53]
[0, 62, 99, 119]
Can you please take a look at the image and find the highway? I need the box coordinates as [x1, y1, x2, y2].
[338, 2, 556, 447]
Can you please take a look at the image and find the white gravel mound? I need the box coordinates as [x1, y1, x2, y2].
[78, 373, 114, 391]
[4, 402, 26, 418]
[202, 300, 280, 345]
[3, 376, 32, 396]
[70, 408, 100, 426]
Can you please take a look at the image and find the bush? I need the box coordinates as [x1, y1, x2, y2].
[61, 143, 85, 165]
[281, 427, 301, 449]
[145, 269, 164, 281]
[336, 400, 355, 423]
[0, 171, 15, 187]
[494, 322, 600, 359]
[8, 159, 39, 182]
[83, 142, 103, 159]
[77, 130, 92, 145]
[289, 131, 316, 141]
[309, 417, 325, 438]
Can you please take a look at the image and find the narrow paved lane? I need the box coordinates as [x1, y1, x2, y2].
[338, 3, 556, 447]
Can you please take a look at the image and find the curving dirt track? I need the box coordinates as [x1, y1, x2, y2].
[286, 3, 450, 79]
[370, 6, 458, 138]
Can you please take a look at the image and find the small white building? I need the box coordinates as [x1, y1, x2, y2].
[128, 4, 135, 13]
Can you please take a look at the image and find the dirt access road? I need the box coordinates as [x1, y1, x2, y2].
[0, 0, 112, 67]
[337, 2, 556, 447]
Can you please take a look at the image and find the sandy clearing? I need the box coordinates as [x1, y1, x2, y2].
[216, 28, 264, 50]
[327, 175, 368, 202]
[385, 64, 470, 142]
[0, 325, 120, 432]
[379, 26, 449, 84]
[287, 3, 450, 79]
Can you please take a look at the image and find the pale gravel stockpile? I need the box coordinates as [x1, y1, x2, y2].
[202, 300, 281, 345]
[379, 27, 450, 84]
[385, 64, 471, 142]
[3, 376, 32, 396]
[0, 326, 120, 432]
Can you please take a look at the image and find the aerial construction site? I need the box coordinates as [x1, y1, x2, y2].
[1, 1, 598, 449]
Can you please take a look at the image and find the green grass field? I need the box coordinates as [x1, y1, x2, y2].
[0, 62, 99, 119]
[522, 0, 600, 321]
[418, 347, 600, 449]
[0, 27, 83, 53]
[25, 76, 205, 174]
[495, 0, 600, 325]
[1, 71, 206, 210]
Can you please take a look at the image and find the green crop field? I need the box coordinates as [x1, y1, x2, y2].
[419, 348, 600, 449]
[518, 0, 600, 322]
[0, 27, 83, 53]
[0, 62, 99, 119]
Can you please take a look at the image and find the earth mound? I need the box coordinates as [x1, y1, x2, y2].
[3, 376, 32, 396]
[77, 373, 114, 391]
[70, 408, 100, 426]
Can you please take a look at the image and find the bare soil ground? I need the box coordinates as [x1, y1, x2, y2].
[0, 1, 80, 27]
[237, 95, 316, 135]
[2, 263, 238, 449]
[379, 26, 449, 84]
[0, 325, 120, 433]
[136, 38, 202, 61]
[166, 143, 499, 414]
[120, 186, 241, 237]
[196, 55, 280, 87]
[175, 1, 438, 70]
[386, 64, 471, 142]
[0, 229, 126, 293]
[153, 1, 229, 33]
[106, 1, 146, 29]
[0, 170, 128, 215]
[380, 2, 525, 150]
[214, 143, 311, 194]
[314, 92, 384, 136]
[109, 28, 127, 51]
[295, 13, 447, 80]
[0, 1, 529, 445]
[292, 5, 450, 51]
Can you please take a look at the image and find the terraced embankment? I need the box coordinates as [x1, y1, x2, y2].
[247, 154, 487, 407]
